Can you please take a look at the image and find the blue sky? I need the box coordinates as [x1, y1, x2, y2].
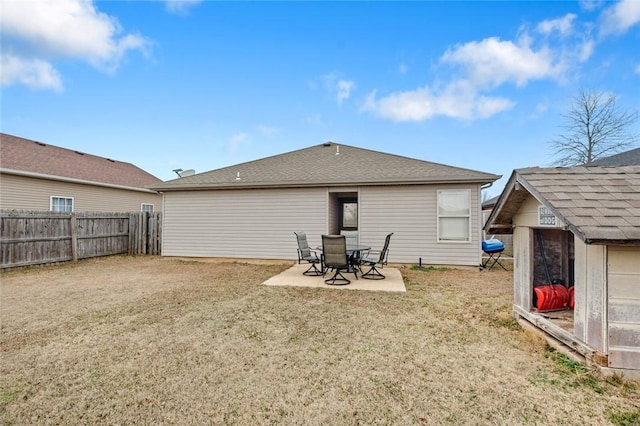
[2, 0, 639, 196]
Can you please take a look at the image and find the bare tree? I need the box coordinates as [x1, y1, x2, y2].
[550, 89, 639, 166]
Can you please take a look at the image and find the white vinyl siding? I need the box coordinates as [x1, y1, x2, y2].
[0, 173, 162, 212]
[162, 187, 327, 259]
[359, 184, 482, 265]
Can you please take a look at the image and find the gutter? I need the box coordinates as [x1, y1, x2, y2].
[151, 176, 502, 192]
[481, 181, 493, 190]
[1, 168, 160, 194]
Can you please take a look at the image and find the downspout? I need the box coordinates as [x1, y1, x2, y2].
[479, 182, 494, 266]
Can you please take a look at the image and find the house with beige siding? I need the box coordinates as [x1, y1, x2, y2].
[0, 133, 162, 212]
[151, 142, 500, 266]
[484, 165, 640, 378]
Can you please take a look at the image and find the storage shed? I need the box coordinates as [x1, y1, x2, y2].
[485, 166, 640, 378]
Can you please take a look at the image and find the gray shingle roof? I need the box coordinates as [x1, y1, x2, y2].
[151, 142, 500, 190]
[485, 166, 640, 245]
[585, 147, 640, 167]
[0, 133, 161, 188]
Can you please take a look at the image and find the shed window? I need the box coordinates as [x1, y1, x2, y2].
[141, 203, 154, 212]
[51, 196, 73, 212]
[437, 190, 470, 242]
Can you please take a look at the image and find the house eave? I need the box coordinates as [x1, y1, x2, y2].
[1, 168, 159, 194]
[151, 176, 500, 192]
[584, 238, 640, 246]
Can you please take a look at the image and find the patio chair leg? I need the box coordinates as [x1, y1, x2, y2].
[362, 264, 386, 280]
[324, 269, 351, 285]
[303, 262, 324, 276]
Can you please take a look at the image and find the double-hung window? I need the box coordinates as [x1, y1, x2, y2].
[437, 190, 470, 242]
[51, 196, 73, 212]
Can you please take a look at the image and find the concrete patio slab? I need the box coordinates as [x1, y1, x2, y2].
[262, 264, 406, 292]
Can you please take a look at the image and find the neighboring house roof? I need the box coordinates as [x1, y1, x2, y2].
[585, 147, 640, 167]
[151, 142, 500, 191]
[0, 133, 161, 190]
[482, 195, 500, 210]
[485, 166, 640, 245]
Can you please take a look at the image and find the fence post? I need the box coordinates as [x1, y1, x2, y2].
[70, 213, 78, 261]
[128, 213, 135, 254]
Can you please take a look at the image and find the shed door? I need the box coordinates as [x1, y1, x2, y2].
[607, 246, 640, 370]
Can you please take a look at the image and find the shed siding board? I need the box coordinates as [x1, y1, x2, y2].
[161, 188, 327, 259]
[513, 226, 532, 311]
[512, 195, 564, 229]
[586, 244, 607, 353]
[608, 246, 640, 369]
[359, 184, 481, 265]
[573, 238, 587, 342]
[0, 173, 161, 212]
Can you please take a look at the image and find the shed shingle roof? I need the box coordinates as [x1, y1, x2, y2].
[151, 142, 500, 190]
[0, 133, 161, 189]
[485, 166, 640, 245]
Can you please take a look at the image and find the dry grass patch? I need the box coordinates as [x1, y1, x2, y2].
[1, 256, 638, 425]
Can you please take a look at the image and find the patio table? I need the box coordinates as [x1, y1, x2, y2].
[316, 244, 371, 275]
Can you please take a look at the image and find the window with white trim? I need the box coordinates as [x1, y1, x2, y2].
[51, 196, 73, 212]
[437, 190, 471, 242]
[141, 203, 154, 212]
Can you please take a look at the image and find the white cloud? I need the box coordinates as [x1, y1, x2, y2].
[600, 0, 640, 35]
[362, 17, 600, 122]
[578, 39, 595, 62]
[305, 114, 325, 127]
[258, 125, 279, 136]
[537, 14, 577, 36]
[322, 73, 355, 105]
[336, 80, 355, 106]
[535, 102, 549, 115]
[361, 82, 515, 122]
[441, 36, 564, 88]
[1, 54, 62, 91]
[579, 1, 602, 12]
[229, 133, 250, 153]
[165, 0, 203, 15]
[0, 0, 149, 90]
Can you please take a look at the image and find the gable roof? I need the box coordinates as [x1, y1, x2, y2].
[485, 166, 640, 245]
[151, 142, 500, 191]
[0, 133, 161, 190]
[585, 147, 640, 167]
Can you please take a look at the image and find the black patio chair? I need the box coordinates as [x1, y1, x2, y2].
[361, 233, 393, 280]
[321, 234, 353, 285]
[294, 232, 323, 276]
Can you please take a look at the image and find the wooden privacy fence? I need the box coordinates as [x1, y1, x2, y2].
[0, 210, 162, 269]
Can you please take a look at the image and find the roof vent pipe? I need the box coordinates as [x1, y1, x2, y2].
[336, 145, 340, 155]
[236, 171, 241, 181]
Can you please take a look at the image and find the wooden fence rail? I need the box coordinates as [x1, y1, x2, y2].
[0, 210, 162, 269]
